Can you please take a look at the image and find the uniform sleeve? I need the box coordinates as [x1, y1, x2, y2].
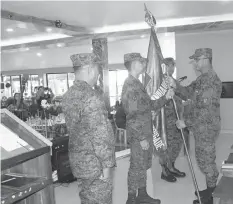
[172, 96, 184, 119]
[150, 96, 168, 112]
[122, 88, 149, 141]
[175, 81, 196, 101]
[121, 88, 138, 118]
[82, 96, 116, 169]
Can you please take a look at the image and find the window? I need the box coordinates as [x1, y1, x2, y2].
[2, 76, 12, 98]
[11, 76, 20, 95]
[109, 71, 117, 107]
[24, 75, 39, 98]
[68, 73, 75, 88]
[47, 74, 68, 96]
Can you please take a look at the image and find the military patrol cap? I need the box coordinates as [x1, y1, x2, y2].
[124, 53, 147, 66]
[189, 48, 212, 59]
[70, 53, 101, 68]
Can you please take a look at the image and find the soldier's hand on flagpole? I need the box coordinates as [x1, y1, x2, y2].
[165, 89, 174, 100]
[140, 139, 149, 150]
[176, 120, 186, 129]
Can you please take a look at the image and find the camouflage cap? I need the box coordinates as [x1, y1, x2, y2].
[124, 53, 147, 65]
[189, 48, 212, 59]
[70, 53, 101, 67]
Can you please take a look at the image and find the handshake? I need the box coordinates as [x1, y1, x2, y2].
[164, 76, 177, 100]
[164, 76, 187, 130]
[176, 120, 186, 129]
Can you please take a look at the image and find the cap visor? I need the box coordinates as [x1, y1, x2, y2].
[140, 57, 147, 63]
[189, 54, 195, 59]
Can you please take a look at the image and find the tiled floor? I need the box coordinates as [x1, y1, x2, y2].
[54, 133, 233, 204]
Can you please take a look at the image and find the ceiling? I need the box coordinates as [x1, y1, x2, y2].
[2, 1, 233, 29]
[1, 1, 233, 52]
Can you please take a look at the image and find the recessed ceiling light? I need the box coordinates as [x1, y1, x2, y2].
[37, 53, 42, 57]
[17, 23, 27, 29]
[6, 28, 14, 32]
[57, 43, 65, 47]
[19, 47, 30, 52]
[46, 28, 52, 32]
[91, 47, 93, 51]
[1, 33, 70, 47]
[141, 35, 145, 38]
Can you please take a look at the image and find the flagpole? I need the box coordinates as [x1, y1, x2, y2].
[144, 4, 202, 204]
[167, 79, 202, 204]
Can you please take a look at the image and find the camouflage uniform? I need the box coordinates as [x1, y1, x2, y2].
[122, 60, 168, 194]
[162, 96, 184, 165]
[175, 48, 222, 188]
[62, 53, 116, 204]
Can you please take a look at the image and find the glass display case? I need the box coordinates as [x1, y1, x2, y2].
[1, 109, 55, 204]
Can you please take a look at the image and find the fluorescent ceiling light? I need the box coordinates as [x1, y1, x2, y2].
[0, 33, 71, 47]
[46, 28, 53, 32]
[19, 47, 30, 52]
[6, 28, 14, 32]
[37, 53, 42, 57]
[57, 43, 65, 47]
[93, 13, 233, 33]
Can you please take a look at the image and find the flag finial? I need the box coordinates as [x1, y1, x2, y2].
[144, 4, 157, 28]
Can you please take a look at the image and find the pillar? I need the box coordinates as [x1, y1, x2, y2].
[92, 38, 110, 112]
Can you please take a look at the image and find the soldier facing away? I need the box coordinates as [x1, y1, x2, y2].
[62, 53, 116, 204]
[158, 58, 186, 183]
[170, 48, 222, 204]
[121, 53, 175, 204]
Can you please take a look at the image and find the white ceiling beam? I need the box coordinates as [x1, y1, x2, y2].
[1, 21, 233, 53]
[1, 10, 89, 33]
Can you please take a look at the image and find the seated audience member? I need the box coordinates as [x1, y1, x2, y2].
[115, 100, 120, 110]
[36, 86, 54, 110]
[28, 97, 39, 118]
[44, 87, 54, 104]
[6, 93, 29, 121]
[1, 96, 8, 108]
[115, 102, 126, 129]
[47, 97, 63, 116]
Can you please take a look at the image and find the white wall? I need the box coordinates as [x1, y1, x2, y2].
[175, 29, 233, 132]
[1, 44, 93, 71]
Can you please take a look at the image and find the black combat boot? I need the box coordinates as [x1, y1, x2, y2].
[169, 162, 186, 178]
[136, 187, 161, 204]
[193, 187, 215, 204]
[193, 195, 213, 204]
[161, 165, 177, 182]
[194, 186, 216, 198]
[126, 193, 137, 204]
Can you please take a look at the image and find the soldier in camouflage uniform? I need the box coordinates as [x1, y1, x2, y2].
[158, 58, 186, 183]
[121, 53, 175, 204]
[172, 48, 222, 204]
[62, 53, 116, 204]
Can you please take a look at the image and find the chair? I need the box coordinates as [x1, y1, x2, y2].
[113, 115, 127, 146]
